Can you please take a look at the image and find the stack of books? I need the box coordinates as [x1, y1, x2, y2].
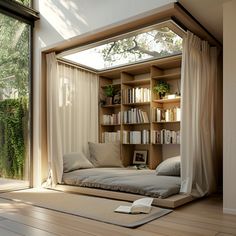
[102, 131, 120, 143]
[123, 130, 149, 144]
[123, 87, 151, 104]
[123, 108, 149, 124]
[102, 112, 121, 125]
[152, 107, 181, 122]
[152, 129, 180, 144]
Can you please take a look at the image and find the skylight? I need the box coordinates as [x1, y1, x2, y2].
[60, 21, 183, 71]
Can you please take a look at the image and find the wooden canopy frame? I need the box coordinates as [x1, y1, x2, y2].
[40, 2, 220, 208]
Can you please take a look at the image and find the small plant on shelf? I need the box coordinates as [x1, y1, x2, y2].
[104, 84, 116, 105]
[153, 81, 170, 99]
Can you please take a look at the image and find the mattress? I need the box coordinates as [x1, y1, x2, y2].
[62, 168, 181, 198]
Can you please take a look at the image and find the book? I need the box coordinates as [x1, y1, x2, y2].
[114, 197, 153, 214]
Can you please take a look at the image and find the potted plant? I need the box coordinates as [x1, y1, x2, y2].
[153, 81, 170, 99]
[104, 84, 116, 105]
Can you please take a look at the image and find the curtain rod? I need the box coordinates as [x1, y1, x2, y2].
[56, 58, 98, 74]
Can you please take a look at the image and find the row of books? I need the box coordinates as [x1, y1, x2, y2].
[123, 87, 151, 104]
[102, 112, 121, 125]
[123, 130, 150, 144]
[101, 130, 180, 144]
[152, 129, 180, 144]
[123, 108, 149, 124]
[152, 107, 181, 122]
[102, 131, 120, 143]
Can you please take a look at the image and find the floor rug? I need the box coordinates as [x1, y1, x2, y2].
[0, 188, 172, 228]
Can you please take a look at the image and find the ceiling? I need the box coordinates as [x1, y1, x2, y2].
[178, 0, 231, 43]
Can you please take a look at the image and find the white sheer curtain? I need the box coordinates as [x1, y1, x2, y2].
[46, 53, 98, 186]
[180, 31, 218, 197]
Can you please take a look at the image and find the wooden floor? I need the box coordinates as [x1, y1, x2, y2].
[0, 194, 235, 236]
[0, 178, 29, 193]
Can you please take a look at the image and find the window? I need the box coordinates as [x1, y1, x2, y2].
[0, 0, 38, 186]
[0, 12, 30, 180]
[60, 20, 184, 71]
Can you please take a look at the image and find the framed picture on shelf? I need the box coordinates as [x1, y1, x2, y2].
[133, 150, 147, 165]
[113, 91, 121, 104]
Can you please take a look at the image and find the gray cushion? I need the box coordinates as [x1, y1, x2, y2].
[88, 142, 123, 167]
[156, 156, 181, 176]
[63, 151, 94, 173]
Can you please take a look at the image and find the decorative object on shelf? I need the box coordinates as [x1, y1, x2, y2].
[133, 150, 147, 165]
[153, 80, 170, 99]
[99, 99, 106, 106]
[175, 79, 181, 97]
[167, 94, 176, 99]
[104, 84, 116, 105]
[113, 90, 121, 104]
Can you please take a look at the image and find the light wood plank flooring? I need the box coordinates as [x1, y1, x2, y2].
[0, 178, 29, 193]
[0, 194, 235, 236]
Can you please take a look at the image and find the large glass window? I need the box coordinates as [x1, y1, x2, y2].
[0, 12, 30, 184]
[61, 20, 183, 71]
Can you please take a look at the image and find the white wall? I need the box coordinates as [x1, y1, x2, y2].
[32, 0, 176, 186]
[223, 0, 236, 215]
[34, 0, 175, 48]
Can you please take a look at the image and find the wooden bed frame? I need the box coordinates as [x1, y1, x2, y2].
[49, 184, 194, 209]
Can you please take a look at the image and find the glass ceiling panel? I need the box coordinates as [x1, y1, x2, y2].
[62, 25, 183, 71]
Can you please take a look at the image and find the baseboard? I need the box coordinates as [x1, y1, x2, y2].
[223, 207, 236, 215]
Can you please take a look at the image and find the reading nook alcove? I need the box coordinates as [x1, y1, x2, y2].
[42, 3, 222, 208]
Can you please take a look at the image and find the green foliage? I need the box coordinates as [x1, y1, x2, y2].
[15, 0, 31, 7]
[0, 3, 30, 180]
[99, 27, 182, 67]
[0, 98, 28, 179]
[153, 81, 170, 97]
[0, 12, 29, 97]
[104, 85, 116, 97]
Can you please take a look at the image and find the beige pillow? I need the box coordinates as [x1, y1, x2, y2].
[156, 156, 181, 176]
[63, 151, 94, 173]
[88, 142, 123, 167]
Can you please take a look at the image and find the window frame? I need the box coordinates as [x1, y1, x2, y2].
[0, 0, 39, 25]
[58, 20, 185, 72]
[0, 0, 39, 187]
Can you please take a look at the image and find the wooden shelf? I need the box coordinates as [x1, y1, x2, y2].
[122, 143, 150, 145]
[101, 84, 121, 89]
[101, 104, 121, 108]
[152, 72, 181, 80]
[123, 122, 150, 125]
[123, 102, 150, 106]
[152, 143, 180, 145]
[101, 124, 121, 126]
[122, 79, 150, 86]
[99, 55, 181, 169]
[153, 97, 181, 104]
[152, 121, 180, 124]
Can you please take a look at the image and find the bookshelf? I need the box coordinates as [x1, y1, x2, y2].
[98, 55, 181, 169]
[153, 97, 181, 104]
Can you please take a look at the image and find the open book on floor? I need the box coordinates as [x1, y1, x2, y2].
[114, 197, 153, 214]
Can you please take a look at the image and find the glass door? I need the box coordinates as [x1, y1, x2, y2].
[0, 12, 31, 191]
